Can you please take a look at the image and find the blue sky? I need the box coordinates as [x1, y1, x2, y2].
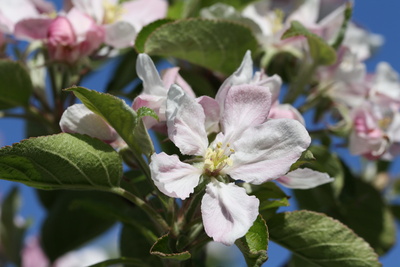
[0, 0, 400, 266]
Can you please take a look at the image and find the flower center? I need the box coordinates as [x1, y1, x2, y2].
[103, 0, 125, 24]
[203, 142, 234, 176]
[271, 9, 284, 34]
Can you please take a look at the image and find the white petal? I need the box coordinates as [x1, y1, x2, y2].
[277, 168, 334, 189]
[59, 104, 118, 142]
[149, 152, 202, 199]
[222, 85, 271, 140]
[201, 181, 259, 246]
[136, 53, 166, 96]
[166, 85, 208, 156]
[71, 0, 104, 24]
[104, 21, 136, 49]
[197, 96, 221, 134]
[227, 119, 311, 184]
[216, 50, 253, 106]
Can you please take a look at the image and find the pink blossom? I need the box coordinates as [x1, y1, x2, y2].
[70, 0, 167, 48]
[132, 53, 195, 131]
[150, 84, 311, 245]
[0, 0, 55, 34]
[15, 8, 104, 63]
[59, 104, 126, 150]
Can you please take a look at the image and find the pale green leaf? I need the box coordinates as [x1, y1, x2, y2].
[235, 215, 268, 267]
[268, 211, 381, 267]
[139, 19, 258, 74]
[0, 133, 122, 190]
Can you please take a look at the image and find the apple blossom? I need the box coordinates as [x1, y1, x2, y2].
[132, 53, 195, 130]
[150, 84, 311, 245]
[15, 8, 104, 63]
[0, 0, 55, 34]
[59, 104, 126, 149]
[70, 0, 167, 48]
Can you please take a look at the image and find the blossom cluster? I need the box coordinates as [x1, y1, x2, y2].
[0, 0, 167, 63]
[60, 51, 334, 245]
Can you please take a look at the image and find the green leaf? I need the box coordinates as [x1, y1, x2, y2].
[338, 177, 396, 255]
[0, 60, 33, 109]
[235, 215, 268, 267]
[105, 49, 139, 94]
[248, 182, 289, 220]
[150, 233, 191, 260]
[331, 2, 353, 49]
[201, 0, 259, 10]
[0, 133, 122, 190]
[391, 205, 400, 221]
[88, 257, 149, 267]
[138, 19, 258, 74]
[303, 145, 344, 197]
[135, 19, 175, 52]
[289, 149, 315, 172]
[295, 159, 395, 256]
[66, 87, 154, 163]
[268, 211, 381, 267]
[282, 21, 336, 65]
[41, 191, 120, 262]
[0, 187, 28, 266]
[137, 107, 159, 122]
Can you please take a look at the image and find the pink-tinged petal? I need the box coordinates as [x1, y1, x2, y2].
[216, 50, 253, 106]
[136, 53, 166, 96]
[60, 104, 118, 142]
[197, 96, 221, 134]
[269, 103, 305, 125]
[161, 67, 195, 97]
[132, 94, 165, 129]
[251, 73, 282, 103]
[149, 152, 202, 199]
[277, 168, 334, 189]
[21, 236, 49, 267]
[71, 0, 104, 24]
[317, 3, 346, 41]
[201, 181, 259, 246]
[227, 119, 311, 184]
[287, 0, 320, 26]
[66, 8, 98, 42]
[121, 0, 167, 29]
[14, 18, 52, 40]
[166, 85, 208, 156]
[104, 21, 136, 48]
[0, 0, 40, 33]
[222, 85, 271, 139]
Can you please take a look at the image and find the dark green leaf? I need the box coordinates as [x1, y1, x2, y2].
[135, 19, 175, 52]
[0, 60, 33, 109]
[139, 19, 258, 74]
[66, 87, 154, 162]
[331, 3, 353, 49]
[0, 133, 122, 190]
[391, 205, 400, 221]
[150, 233, 191, 260]
[0, 187, 28, 266]
[41, 191, 121, 261]
[88, 257, 149, 267]
[269, 211, 381, 267]
[235, 215, 268, 267]
[282, 21, 336, 65]
[105, 49, 139, 94]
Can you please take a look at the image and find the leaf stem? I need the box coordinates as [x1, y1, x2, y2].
[110, 187, 169, 233]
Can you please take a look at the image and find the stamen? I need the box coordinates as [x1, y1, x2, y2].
[203, 142, 235, 176]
